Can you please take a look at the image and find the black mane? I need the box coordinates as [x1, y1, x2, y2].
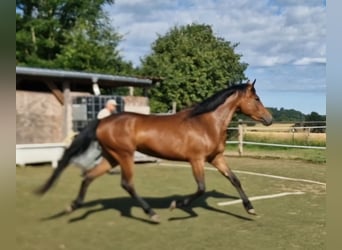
[189, 84, 249, 117]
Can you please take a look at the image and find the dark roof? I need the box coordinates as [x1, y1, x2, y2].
[16, 66, 153, 88]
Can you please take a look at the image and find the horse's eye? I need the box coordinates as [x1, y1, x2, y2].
[255, 97, 260, 101]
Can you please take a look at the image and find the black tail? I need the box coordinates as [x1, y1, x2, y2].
[35, 119, 101, 195]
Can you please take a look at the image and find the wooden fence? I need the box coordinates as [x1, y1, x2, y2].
[226, 120, 326, 155]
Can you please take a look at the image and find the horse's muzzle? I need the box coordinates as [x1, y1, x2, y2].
[262, 116, 273, 126]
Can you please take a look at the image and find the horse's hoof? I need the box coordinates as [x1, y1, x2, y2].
[169, 200, 177, 211]
[65, 205, 74, 214]
[247, 208, 257, 215]
[150, 214, 161, 223]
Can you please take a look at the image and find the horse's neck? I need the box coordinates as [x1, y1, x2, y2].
[209, 93, 239, 129]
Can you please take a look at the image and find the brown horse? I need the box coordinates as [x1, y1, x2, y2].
[36, 80, 272, 223]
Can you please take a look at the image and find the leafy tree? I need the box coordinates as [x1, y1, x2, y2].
[267, 107, 305, 122]
[139, 24, 247, 112]
[16, 0, 133, 75]
[305, 111, 325, 122]
[54, 18, 133, 75]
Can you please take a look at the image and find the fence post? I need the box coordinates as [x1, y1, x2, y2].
[306, 127, 311, 145]
[238, 119, 244, 156]
[172, 101, 177, 114]
[291, 128, 295, 144]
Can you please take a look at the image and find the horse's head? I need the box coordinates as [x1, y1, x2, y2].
[237, 79, 273, 126]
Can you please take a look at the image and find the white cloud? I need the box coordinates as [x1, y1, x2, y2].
[294, 57, 326, 65]
[245, 63, 326, 93]
[106, 0, 326, 113]
[108, 0, 325, 68]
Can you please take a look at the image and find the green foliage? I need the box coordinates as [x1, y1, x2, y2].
[16, 0, 134, 75]
[267, 108, 326, 123]
[305, 111, 326, 122]
[54, 18, 132, 75]
[267, 107, 305, 122]
[139, 24, 247, 112]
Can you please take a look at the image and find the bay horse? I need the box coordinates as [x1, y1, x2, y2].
[36, 80, 272, 223]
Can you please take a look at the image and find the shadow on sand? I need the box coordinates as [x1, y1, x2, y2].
[41, 189, 253, 224]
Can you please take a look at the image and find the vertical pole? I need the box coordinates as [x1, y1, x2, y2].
[62, 81, 72, 139]
[306, 127, 311, 145]
[291, 128, 295, 144]
[172, 101, 177, 114]
[129, 86, 134, 96]
[238, 119, 244, 156]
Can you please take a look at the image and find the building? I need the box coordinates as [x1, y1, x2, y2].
[16, 66, 157, 166]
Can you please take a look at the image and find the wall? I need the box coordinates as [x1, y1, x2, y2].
[123, 96, 150, 114]
[16, 91, 150, 144]
[16, 90, 63, 144]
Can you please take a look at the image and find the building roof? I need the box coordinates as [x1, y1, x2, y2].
[16, 66, 153, 88]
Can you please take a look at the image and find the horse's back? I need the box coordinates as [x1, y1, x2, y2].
[96, 111, 205, 160]
[97, 111, 188, 141]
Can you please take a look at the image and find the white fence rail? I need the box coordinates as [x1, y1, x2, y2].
[226, 121, 326, 155]
[226, 141, 326, 150]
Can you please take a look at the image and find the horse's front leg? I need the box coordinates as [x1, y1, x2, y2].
[65, 158, 113, 213]
[170, 159, 206, 210]
[210, 154, 256, 215]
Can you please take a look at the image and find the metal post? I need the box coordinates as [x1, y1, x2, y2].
[62, 81, 72, 139]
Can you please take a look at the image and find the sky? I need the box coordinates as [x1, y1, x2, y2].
[106, 0, 326, 115]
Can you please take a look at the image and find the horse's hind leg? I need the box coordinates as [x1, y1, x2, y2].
[66, 158, 115, 213]
[170, 159, 206, 210]
[210, 155, 256, 215]
[115, 153, 159, 223]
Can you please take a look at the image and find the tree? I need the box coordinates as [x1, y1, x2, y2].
[305, 111, 325, 122]
[54, 17, 133, 75]
[16, 0, 133, 75]
[139, 24, 247, 112]
[267, 107, 305, 122]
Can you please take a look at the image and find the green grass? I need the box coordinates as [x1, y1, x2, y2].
[17, 157, 326, 250]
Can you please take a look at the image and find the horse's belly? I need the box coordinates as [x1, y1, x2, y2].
[136, 142, 188, 161]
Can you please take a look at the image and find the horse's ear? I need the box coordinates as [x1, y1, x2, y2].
[252, 79, 256, 86]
